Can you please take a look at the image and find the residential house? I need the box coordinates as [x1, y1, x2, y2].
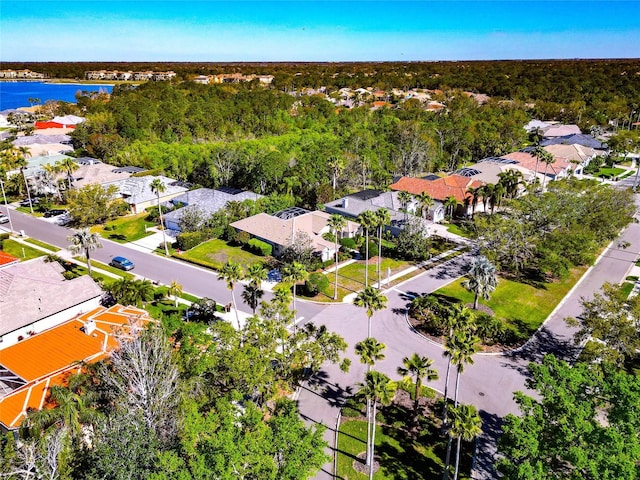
[164, 187, 263, 232]
[541, 124, 582, 138]
[0, 305, 152, 432]
[389, 174, 484, 219]
[501, 149, 573, 182]
[230, 208, 359, 262]
[324, 189, 425, 233]
[455, 158, 530, 198]
[0, 257, 103, 348]
[70, 160, 135, 189]
[540, 133, 605, 150]
[102, 175, 188, 214]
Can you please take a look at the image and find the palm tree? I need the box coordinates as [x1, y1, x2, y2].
[328, 214, 347, 300]
[374, 208, 391, 289]
[450, 404, 482, 480]
[357, 210, 377, 288]
[56, 156, 79, 189]
[490, 183, 506, 214]
[218, 261, 244, 330]
[540, 151, 556, 191]
[397, 353, 439, 413]
[465, 186, 480, 219]
[67, 228, 102, 278]
[355, 337, 386, 372]
[497, 169, 523, 199]
[108, 278, 154, 307]
[358, 371, 396, 477]
[243, 263, 267, 314]
[462, 255, 498, 310]
[354, 286, 387, 338]
[23, 373, 102, 444]
[355, 336, 386, 470]
[168, 280, 183, 308]
[443, 195, 459, 220]
[531, 145, 552, 187]
[443, 331, 481, 480]
[281, 261, 307, 330]
[328, 155, 345, 196]
[150, 178, 169, 256]
[414, 192, 434, 220]
[397, 190, 413, 221]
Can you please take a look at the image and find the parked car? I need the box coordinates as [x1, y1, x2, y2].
[19, 198, 39, 207]
[0, 213, 9, 224]
[109, 256, 135, 271]
[43, 209, 67, 218]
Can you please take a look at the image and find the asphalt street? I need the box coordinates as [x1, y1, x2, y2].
[4, 197, 640, 479]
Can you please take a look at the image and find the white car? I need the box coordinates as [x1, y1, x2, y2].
[0, 213, 9, 225]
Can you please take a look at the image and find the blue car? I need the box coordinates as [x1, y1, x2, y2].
[110, 256, 135, 271]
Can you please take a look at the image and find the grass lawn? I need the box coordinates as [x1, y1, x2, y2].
[593, 167, 626, 178]
[175, 238, 265, 271]
[92, 213, 153, 243]
[619, 169, 637, 179]
[435, 266, 588, 336]
[337, 418, 448, 479]
[336, 258, 410, 289]
[24, 237, 61, 252]
[446, 223, 472, 238]
[2, 239, 47, 260]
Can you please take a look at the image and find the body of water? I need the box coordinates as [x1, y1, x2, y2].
[0, 81, 114, 111]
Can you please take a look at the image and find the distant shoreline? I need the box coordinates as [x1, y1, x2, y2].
[0, 79, 129, 86]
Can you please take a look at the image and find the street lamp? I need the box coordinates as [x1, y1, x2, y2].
[0, 178, 15, 234]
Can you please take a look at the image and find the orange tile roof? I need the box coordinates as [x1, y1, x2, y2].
[501, 151, 571, 176]
[389, 175, 484, 203]
[0, 304, 153, 430]
[0, 251, 19, 267]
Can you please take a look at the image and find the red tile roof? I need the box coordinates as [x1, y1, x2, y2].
[0, 251, 19, 267]
[389, 175, 484, 203]
[0, 305, 153, 430]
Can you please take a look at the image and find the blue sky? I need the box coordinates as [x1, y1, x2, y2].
[1, 1, 639, 61]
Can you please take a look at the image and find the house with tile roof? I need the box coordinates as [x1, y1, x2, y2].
[540, 133, 605, 150]
[541, 124, 582, 138]
[164, 187, 263, 232]
[0, 304, 152, 432]
[230, 209, 359, 262]
[389, 175, 484, 219]
[0, 257, 103, 347]
[501, 149, 574, 182]
[324, 189, 444, 230]
[0, 251, 19, 268]
[102, 175, 188, 214]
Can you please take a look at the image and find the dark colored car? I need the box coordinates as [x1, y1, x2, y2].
[109, 256, 135, 271]
[43, 209, 67, 218]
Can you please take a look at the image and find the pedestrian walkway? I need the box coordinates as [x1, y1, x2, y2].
[126, 227, 176, 253]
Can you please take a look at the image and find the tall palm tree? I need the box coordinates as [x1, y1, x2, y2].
[450, 404, 482, 480]
[168, 280, 183, 308]
[56, 156, 79, 189]
[150, 178, 169, 256]
[540, 151, 556, 191]
[327, 214, 347, 300]
[397, 190, 413, 221]
[357, 210, 377, 287]
[218, 261, 244, 330]
[4, 146, 36, 213]
[328, 155, 345, 197]
[354, 286, 387, 338]
[443, 331, 481, 480]
[358, 371, 396, 477]
[243, 263, 267, 314]
[414, 192, 434, 220]
[374, 208, 391, 289]
[67, 228, 102, 278]
[443, 195, 459, 220]
[355, 337, 386, 372]
[397, 353, 439, 413]
[462, 255, 498, 310]
[355, 336, 386, 469]
[465, 186, 480, 219]
[497, 169, 523, 199]
[531, 145, 552, 187]
[281, 261, 307, 330]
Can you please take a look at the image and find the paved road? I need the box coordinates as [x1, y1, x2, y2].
[300, 203, 640, 479]
[5, 200, 640, 479]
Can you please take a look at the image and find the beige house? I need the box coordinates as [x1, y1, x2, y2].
[231, 209, 359, 262]
[102, 175, 188, 214]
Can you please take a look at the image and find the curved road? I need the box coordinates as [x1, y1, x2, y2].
[4, 202, 640, 479]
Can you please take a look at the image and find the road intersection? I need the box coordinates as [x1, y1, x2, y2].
[3, 201, 640, 479]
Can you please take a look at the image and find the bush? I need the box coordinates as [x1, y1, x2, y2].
[247, 238, 272, 256]
[339, 237, 357, 249]
[305, 272, 329, 296]
[176, 230, 214, 251]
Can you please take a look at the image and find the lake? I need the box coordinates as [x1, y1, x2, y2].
[0, 81, 114, 111]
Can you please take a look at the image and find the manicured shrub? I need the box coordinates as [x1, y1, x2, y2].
[176, 230, 213, 251]
[247, 238, 272, 256]
[339, 237, 357, 249]
[305, 272, 329, 296]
